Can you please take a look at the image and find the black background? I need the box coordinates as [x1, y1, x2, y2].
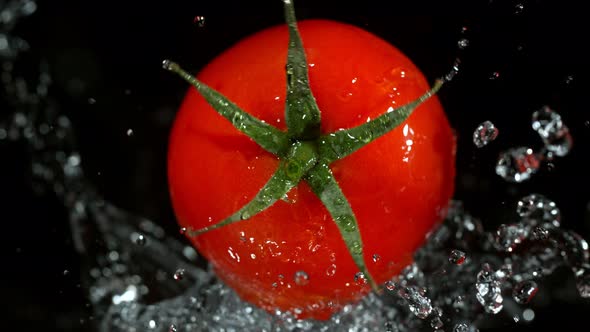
[2, 0, 590, 330]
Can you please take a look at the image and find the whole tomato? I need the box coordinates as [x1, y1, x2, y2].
[166, 6, 455, 320]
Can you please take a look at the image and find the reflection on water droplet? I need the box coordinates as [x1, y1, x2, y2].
[326, 264, 337, 277]
[532, 106, 572, 157]
[385, 280, 397, 291]
[522, 308, 535, 321]
[457, 38, 469, 49]
[512, 280, 538, 304]
[430, 316, 444, 329]
[194, 16, 206, 27]
[398, 286, 433, 319]
[473, 120, 498, 148]
[135, 233, 146, 246]
[495, 224, 527, 252]
[517, 193, 561, 228]
[354, 272, 367, 285]
[496, 147, 540, 183]
[294, 271, 309, 285]
[476, 263, 504, 314]
[372, 253, 381, 263]
[449, 249, 466, 265]
[173, 268, 185, 281]
[148, 319, 157, 329]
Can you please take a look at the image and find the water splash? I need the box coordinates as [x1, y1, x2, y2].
[3, 2, 590, 331]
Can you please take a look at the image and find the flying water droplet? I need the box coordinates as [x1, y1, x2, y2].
[385, 280, 397, 291]
[449, 249, 466, 265]
[444, 58, 461, 82]
[517, 193, 561, 228]
[134, 233, 146, 246]
[294, 271, 309, 285]
[453, 323, 468, 332]
[126, 129, 134, 136]
[515, 3, 524, 14]
[397, 286, 433, 319]
[496, 147, 540, 183]
[531, 106, 572, 157]
[430, 316, 444, 329]
[194, 16, 206, 28]
[354, 272, 367, 285]
[531, 226, 549, 240]
[457, 38, 469, 49]
[173, 268, 185, 281]
[169, 324, 177, 332]
[472, 120, 498, 148]
[489, 71, 500, 80]
[476, 263, 504, 314]
[512, 280, 538, 304]
[495, 224, 527, 252]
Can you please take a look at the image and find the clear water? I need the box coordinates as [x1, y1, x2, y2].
[2, 1, 589, 331]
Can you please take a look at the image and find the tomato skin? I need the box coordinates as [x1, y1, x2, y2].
[168, 20, 455, 319]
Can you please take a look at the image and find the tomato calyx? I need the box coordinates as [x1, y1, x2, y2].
[163, 0, 444, 293]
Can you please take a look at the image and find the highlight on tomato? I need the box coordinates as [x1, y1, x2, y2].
[164, 0, 455, 320]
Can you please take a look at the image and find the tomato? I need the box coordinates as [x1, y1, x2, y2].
[167, 19, 455, 320]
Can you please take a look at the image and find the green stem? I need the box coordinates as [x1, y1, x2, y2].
[283, 0, 321, 140]
[162, 60, 291, 157]
[317, 79, 444, 163]
[305, 163, 378, 291]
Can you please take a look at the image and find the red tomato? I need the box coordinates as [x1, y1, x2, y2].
[168, 19, 455, 320]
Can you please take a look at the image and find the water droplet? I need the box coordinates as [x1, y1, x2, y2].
[194, 16, 206, 27]
[565, 75, 574, 84]
[326, 264, 337, 277]
[179, 227, 187, 235]
[148, 320, 157, 329]
[398, 286, 433, 319]
[489, 71, 500, 80]
[162, 59, 173, 71]
[126, 129, 134, 136]
[531, 226, 549, 240]
[168, 324, 177, 332]
[472, 120, 498, 148]
[476, 263, 504, 314]
[453, 323, 469, 332]
[173, 268, 185, 281]
[575, 265, 590, 298]
[294, 271, 309, 285]
[445, 58, 461, 82]
[522, 308, 535, 321]
[512, 280, 538, 304]
[457, 38, 469, 49]
[449, 249, 466, 265]
[354, 272, 367, 285]
[135, 234, 146, 246]
[532, 106, 573, 157]
[240, 211, 251, 220]
[496, 147, 540, 183]
[63, 269, 70, 276]
[515, 3, 524, 14]
[385, 280, 397, 291]
[351, 241, 362, 255]
[372, 253, 381, 262]
[495, 224, 527, 252]
[517, 193, 561, 228]
[88, 97, 96, 104]
[430, 316, 444, 329]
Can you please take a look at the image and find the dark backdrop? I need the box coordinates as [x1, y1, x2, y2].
[2, 0, 589, 330]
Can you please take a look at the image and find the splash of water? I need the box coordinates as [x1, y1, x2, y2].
[2, 1, 589, 331]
